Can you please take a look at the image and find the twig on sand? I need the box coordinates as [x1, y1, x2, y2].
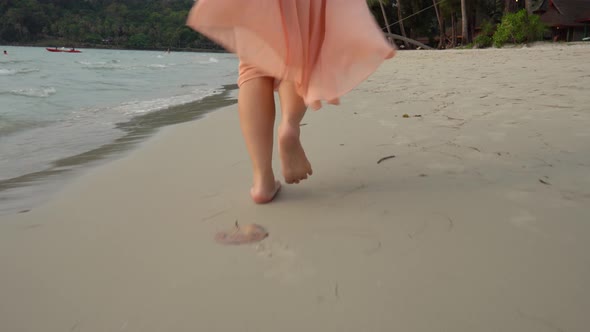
[70, 321, 81, 332]
[446, 216, 454, 231]
[201, 209, 228, 222]
[444, 115, 464, 121]
[534, 158, 553, 167]
[377, 155, 396, 164]
[364, 241, 382, 255]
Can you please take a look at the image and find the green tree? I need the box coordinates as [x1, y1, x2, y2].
[0, 0, 216, 50]
[493, 9, 546, 47]
[127, 33, 150, 48]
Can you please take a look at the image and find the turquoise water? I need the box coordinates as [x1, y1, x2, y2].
[0, 46, 238, 214]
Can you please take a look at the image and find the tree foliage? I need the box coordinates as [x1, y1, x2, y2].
[493, 9, 546, 47]
[473, 20, 494, 48]
[1, 0, 544, 50]
[0, 0, 220, 50]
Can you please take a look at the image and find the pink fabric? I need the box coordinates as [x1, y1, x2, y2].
[187, 0, 395, 110]
[237, 61, 275, 88]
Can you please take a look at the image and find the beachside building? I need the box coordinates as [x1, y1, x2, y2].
[532, 0, 590, 41]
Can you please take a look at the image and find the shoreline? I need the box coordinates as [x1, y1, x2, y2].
[1, 42, 228, 53]
[4, 40, 588, 54]
[0, 84, 238, 216]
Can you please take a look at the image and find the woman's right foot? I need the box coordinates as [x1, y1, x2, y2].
[278, 123, 313, 184]
[250, 180, 281, 204]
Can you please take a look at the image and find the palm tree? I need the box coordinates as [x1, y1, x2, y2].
[461, 0, 468, 45]
[439, 0, 461, 47]
[367, 0, 410, 48]
[395, 0, 410, 48]
[367, 0, 394, 35]
[432, 0, 445, 48]
[381, 3, 399, 45]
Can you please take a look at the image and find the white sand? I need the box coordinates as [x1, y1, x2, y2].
[1, 44, 590, 332]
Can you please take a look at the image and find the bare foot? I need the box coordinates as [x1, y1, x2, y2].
[250, 180, 281, 204]
[278, 124, 313, 184]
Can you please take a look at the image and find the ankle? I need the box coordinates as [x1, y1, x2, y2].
[252, 168, 275, 188]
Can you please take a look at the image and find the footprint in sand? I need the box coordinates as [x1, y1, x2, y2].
[506, 190, 532, 202]
[215, 222, 269, 245]
[487, 132, 507, 142]
[256, 242, 315, 283]
[426, 162, 465, 173]
[499, 121, 521, 128]
[510, 210, 541, 234]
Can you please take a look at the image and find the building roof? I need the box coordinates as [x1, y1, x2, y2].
[533, 0, 590, 27]
[531, 0, 547, 12]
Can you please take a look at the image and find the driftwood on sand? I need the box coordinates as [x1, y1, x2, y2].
[385, 33, 434, 50]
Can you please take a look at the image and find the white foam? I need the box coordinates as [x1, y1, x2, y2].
[199, 57, 220, 64]
[18, 68, 40, 74]
[8, 87, 57, 98]
[147, 64, 167, 69]
[113, 88, 220, 115]
[0, 68, 40, 75]
[78, 60, 123, 70]
[0, 68, 16, 75]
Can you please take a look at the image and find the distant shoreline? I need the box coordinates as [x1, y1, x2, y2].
[2, 41, 228, 53]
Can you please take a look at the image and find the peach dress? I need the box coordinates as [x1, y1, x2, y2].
[186, 0, 395, 110]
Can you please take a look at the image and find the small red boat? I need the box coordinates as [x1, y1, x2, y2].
[46, 47, 82, 53]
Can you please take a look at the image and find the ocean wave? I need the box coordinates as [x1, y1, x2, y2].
[0, 59, 30, 64]
[19, 68, 40, 74]
[77, 60, 123, 70]
[0, 117, 43, 136]
[0, 68, 15, 75]
[113, 88, 220, 115]
[0, 67, 40, 76]
[1, 87, 57, 98]
[180, 83, 207, 88]
[92, 81, 132, 91]
[147, 64, 167, 69]
[199, 57, 219, 64]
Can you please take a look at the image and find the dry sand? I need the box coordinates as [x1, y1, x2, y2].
[1, 44, 589, 332]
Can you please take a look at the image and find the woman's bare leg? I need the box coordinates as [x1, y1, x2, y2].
[238, 77, 281, 203]
[277, 81, 313, 184]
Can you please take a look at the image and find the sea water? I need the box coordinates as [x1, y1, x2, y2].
[0, 46, 239, 214]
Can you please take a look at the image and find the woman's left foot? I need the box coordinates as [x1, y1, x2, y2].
[278, 123, 313, 184]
